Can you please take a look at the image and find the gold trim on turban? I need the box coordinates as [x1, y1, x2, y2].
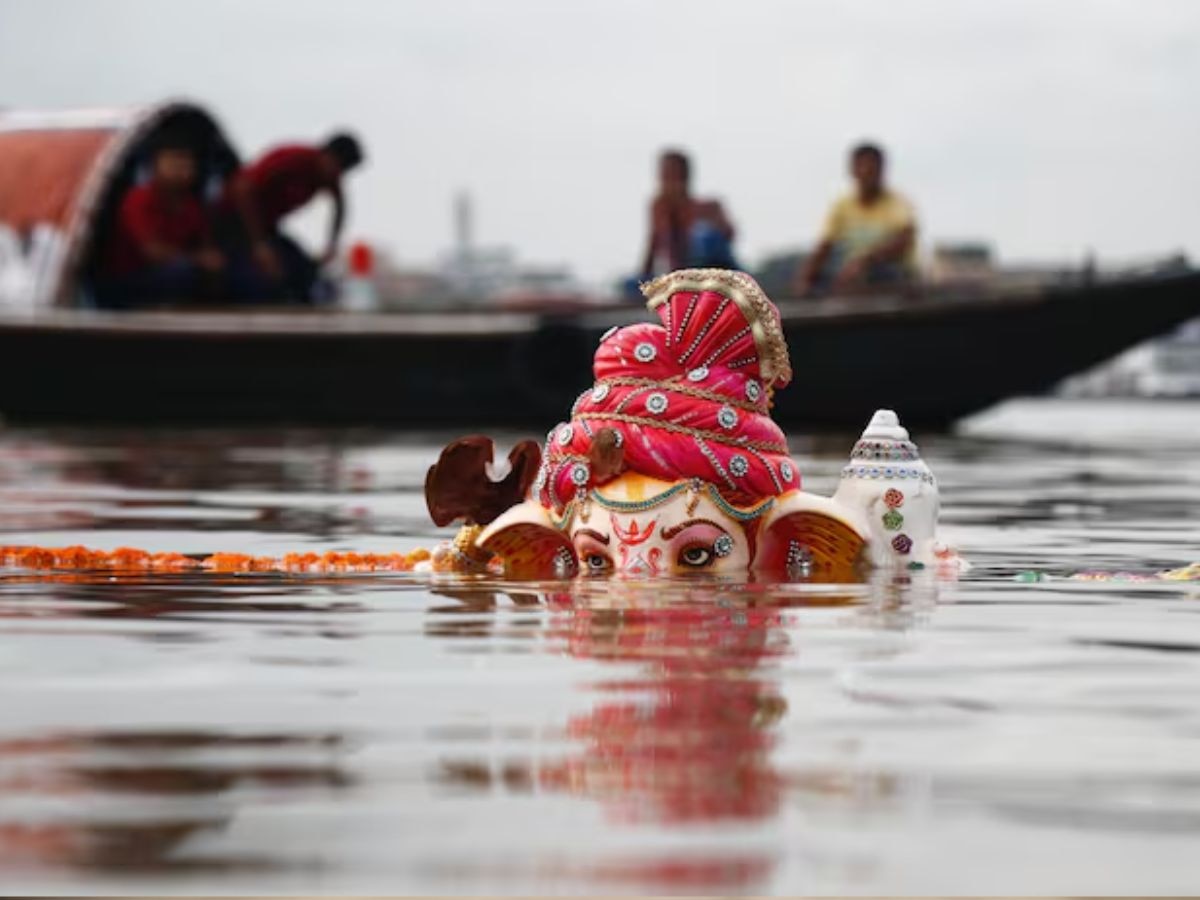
[640, 268, 793, 387]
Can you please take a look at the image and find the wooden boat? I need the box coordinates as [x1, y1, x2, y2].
[2, 100, 1198, 430]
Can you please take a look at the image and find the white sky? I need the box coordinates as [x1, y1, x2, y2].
[2, 0, 1198, 285]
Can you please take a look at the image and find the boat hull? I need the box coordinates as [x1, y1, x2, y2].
[2, 273, 1198, 430]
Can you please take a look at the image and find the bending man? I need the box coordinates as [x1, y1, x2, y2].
[218, 132, 365, 303]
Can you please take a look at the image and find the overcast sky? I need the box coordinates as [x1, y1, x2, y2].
[2, 0, 1198, 284]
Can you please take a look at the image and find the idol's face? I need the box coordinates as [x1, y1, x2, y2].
[569, 475, 752, 578]
[479, 473, 869, 582]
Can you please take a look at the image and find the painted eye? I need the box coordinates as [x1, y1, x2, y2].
[679, 545, 714, 568]
[583, 553, 612, 575]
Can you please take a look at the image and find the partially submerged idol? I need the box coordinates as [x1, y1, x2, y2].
[425, 268, 947, 581]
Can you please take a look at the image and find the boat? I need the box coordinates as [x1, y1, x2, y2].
[2, 100, 1199, 430]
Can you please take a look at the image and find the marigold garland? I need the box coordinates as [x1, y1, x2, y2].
[0, 544, 433, 575]
[4, 544, 1194, 583]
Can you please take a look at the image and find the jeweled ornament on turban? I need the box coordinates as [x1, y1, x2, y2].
[424, 268, 951, 581]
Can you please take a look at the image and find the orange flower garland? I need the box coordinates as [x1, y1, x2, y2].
[0, 544, 433, 575]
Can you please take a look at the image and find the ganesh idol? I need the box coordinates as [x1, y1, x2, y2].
[424, 268, 950, 581]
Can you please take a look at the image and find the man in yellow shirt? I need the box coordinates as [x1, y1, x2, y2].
[795, 142, 917, 295]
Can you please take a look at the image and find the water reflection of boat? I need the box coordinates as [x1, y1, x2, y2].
[3, 100, 1199, 429]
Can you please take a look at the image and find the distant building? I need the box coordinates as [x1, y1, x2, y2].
[928, 242, 993, 284]
[440, 190, 507, 298]
[752, 249, 809, 300]
[352, 192, 586, 307]
[439, 192, 584, 304]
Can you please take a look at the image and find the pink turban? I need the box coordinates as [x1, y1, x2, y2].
[536, 269, 797, 511]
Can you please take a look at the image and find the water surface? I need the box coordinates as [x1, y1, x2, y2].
[1, 399, 1199, 895]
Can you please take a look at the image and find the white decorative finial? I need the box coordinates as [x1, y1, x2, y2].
[834, 408, 943, 568]
[861, 408, 910, 442]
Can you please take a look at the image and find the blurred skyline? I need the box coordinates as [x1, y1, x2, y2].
[2, 0, 1199, 285]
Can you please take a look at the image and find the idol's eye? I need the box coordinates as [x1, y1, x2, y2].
[583, 553, 612, 575]
[678, 544, 714, 568]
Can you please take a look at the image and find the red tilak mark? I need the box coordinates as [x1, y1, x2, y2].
[608, 514, 658, 545]
[618, 545, 663, 577]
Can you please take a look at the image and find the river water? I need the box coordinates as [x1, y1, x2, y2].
[1, 398, 1198, 895]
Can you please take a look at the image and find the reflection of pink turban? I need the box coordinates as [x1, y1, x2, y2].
[537, 269, 797, 511]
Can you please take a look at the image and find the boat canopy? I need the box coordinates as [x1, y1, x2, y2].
[0, 100, 239, 310]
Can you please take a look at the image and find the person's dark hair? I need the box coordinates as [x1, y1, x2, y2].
[660, 148, 691, 183]
[149, 128, 195, 158]
[850, 141, 885, 166]
[324, 132, 365, 171]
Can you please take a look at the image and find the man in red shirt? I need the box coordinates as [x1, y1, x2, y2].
[219, 132, 364, 302]
[96, 141, 224, 308]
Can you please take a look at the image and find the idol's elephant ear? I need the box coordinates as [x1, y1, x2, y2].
[754, 492, 869, 582]
[477, 501, 578, 579]
[426, 436, 542, 527]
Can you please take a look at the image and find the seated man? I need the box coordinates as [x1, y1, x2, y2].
[638, 149, 738, 282]
[95, 140, 224, 309]
[795, 142, 917, 296]
[216, 133, 365, 303]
